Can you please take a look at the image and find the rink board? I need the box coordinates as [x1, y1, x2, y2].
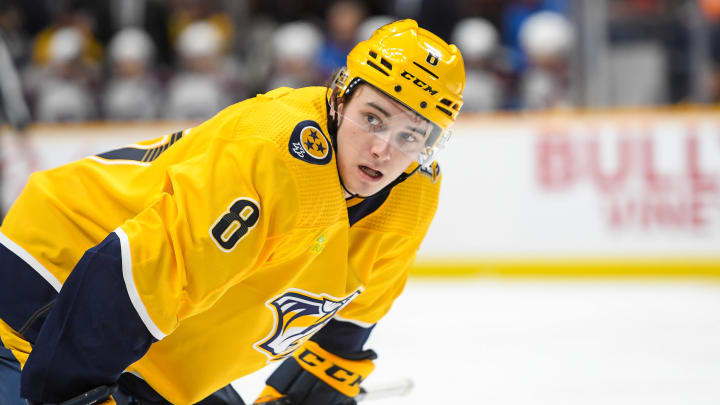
[411, 258, 720, 278]
[2, 107, 719, 277]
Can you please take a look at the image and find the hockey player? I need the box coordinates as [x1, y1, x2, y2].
[0, 19, 464, 405]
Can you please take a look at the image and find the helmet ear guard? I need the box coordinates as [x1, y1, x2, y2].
[326, 70, 365, 154]
[326, 68, 362, 118]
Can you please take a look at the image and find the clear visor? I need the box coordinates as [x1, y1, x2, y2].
[334, 82, 451, 167]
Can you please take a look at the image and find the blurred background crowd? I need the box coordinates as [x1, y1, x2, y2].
[1, 0, 720, 124]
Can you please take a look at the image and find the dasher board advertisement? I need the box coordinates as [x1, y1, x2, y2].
[2, 111, 719, 276]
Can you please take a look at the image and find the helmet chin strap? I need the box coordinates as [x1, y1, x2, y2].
[340, 164, 421, 200]
[328, 89, 361, 200]
[340, 177, 360, 199]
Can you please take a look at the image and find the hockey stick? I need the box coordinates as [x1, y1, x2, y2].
[258, 378, 415, 404]
[32, 379, 414, 405]
[24, 385, 119, 405]
[356, 378, 414, 402]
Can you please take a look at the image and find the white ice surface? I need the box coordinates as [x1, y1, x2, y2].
[232, 278, 720, 405]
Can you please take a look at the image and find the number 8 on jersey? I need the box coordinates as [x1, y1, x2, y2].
[210, 197, 261, 252]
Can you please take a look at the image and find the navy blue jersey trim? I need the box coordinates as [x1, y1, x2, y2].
[310, 319, 375, 356]
[20, 233, 156, 403]
[115, 373, 246, 405]
[96, 131, 183, 163]
[265, 356, 304, 394]
[96, 147, 148, 162]
[0, 243, 58, 343]
[347, 189, 391, 227]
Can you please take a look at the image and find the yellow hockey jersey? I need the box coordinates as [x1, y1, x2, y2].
[0, 86, 441, 404]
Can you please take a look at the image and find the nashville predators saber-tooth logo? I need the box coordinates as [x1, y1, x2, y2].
[255, 289, 361, 362]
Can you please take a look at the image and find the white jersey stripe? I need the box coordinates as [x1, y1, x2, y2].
[114, 227, 167, 340]
[0, 230, 62, 292]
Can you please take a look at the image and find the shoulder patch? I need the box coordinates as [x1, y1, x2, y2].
[288, 120, 332, 165]
[419, 162, 441, 183]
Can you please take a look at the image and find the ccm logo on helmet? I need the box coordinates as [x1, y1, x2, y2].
[400, 71, 438, 95]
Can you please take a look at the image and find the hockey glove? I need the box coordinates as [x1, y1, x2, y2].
[254, 341, 376, 405]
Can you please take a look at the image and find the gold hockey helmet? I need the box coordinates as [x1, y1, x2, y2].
[329, 19, 466, 167]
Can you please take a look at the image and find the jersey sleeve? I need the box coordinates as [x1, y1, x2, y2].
[310, 236, 419, 356]
[337, 236, 419, 327]
[21, 233, 154, 403]
[119, 134, 298, 339]
[20, 125, 299, 403]
[327, 171, 442, 352]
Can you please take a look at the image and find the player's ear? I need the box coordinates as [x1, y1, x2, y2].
[336, 99, 344, 115]
[332, 99, 346, 130]
[335, 103, 345, 128]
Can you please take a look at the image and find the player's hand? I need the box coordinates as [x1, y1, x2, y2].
[254, 341, 376, 405]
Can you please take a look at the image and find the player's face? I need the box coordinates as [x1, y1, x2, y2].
[336, 85, 429, 197]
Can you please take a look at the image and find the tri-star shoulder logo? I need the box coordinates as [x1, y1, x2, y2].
[254, 288, 361, 362]
[288, 120, 332, 165]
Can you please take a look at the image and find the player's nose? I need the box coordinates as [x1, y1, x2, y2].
[369, 135, 392, 161]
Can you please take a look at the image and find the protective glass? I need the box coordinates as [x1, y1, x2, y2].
[331, 70, 452, 167]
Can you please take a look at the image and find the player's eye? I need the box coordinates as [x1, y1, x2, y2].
[398, 132, 418, 144]
[395, 132, 424, 153]
[364, 113, 384, 131]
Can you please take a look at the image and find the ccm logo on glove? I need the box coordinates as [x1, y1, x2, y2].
[297, 348, 363, 386]
[292, 341, 375, 397]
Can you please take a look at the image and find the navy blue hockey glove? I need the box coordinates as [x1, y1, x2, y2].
[254, 341, 376, 405]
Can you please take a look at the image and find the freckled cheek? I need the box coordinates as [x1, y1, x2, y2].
[341, 128, 370, 158]
[337, 133, 358, 176]
[347, 127, 369, 148]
